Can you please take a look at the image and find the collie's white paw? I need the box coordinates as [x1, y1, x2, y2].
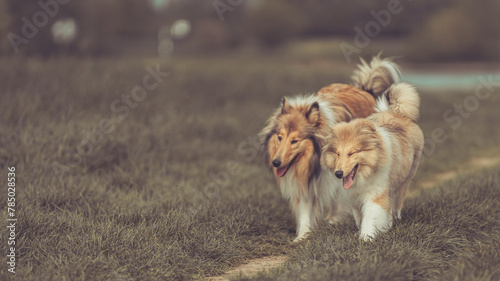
[293, 233, 311, 243]
[328, 216, 341, 225]
[359, 232, 376, 242]
[396, 210, 402, 220]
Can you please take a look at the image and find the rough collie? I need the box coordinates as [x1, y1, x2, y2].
[321, 83, 424, 241]
[260, 56, 401, 242]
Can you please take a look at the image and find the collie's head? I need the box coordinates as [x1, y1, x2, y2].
[260, 97, 325, 181]
[321, 119, 381, 189]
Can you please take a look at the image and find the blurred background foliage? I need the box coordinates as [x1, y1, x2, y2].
[1, 0, 499, 61]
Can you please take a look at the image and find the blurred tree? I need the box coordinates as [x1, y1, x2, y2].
[245, 0, 308, 48]
[190, 18, 230, 52]
[5, 0, 155, 56]
[298, 0, 378, 36]
[120, 0, 157, 36]
[276, 0, 453, 37]
[408, 0, 500, 61]
[0, 0, 11, 55]
[7, 0, 55, 56]
[72, 0, 126, 55]
[3, 0, 498, 60]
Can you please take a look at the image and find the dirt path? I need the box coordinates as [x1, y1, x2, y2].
[207, 255, 287, 281]
[208, 157, 500, 280]
[409, 156, 500, 197]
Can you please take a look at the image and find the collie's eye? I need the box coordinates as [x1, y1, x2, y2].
[277, 136, 282, 141]
[291, 140, 298, 144]
[348, 151, 356, 156]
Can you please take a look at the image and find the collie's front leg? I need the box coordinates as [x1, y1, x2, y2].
[326, 200, 345, 225]
[353, 208, 362, 228]
[359, 201, 393, 241]
[293, 198, 314, 242]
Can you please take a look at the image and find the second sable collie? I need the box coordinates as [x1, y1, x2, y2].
[260, 56, 401, 241]
[321, 83, 424, 241]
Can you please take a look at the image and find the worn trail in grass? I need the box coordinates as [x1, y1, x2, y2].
[231, 165, 500, 281]
[207, 256, 287, 281]
[411, 156, 500, 196]
[210, 156, 500, 280]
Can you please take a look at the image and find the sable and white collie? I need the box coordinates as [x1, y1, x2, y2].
[260, 56, 401, 242]
[321, 83, 424, 241]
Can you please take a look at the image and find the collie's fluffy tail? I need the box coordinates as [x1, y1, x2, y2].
[375, 83, 420, 121]
[351, 55, 401, 98]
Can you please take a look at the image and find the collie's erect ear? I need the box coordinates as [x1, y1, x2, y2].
[306, 102, 320, 125]
[281, 97, 290, 115]
[357, 120, 379, 149]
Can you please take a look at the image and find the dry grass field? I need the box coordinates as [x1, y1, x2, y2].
[0, 56, 499, 280]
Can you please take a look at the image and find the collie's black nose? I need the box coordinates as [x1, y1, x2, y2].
[272, 159, 281, 167]
[334, 170, 343, 179]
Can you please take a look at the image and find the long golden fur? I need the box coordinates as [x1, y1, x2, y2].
[321, 82, 424, 241]
[260, 56, 401, 241]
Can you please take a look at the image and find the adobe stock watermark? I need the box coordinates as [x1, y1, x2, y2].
[6, 167, 17, 274]
[421, 74, 500, 163]
[7, 0, 71, 54]
[51, 65, 169, 183]
[213, 0, 244, 21]
[340, 0, 412, 63]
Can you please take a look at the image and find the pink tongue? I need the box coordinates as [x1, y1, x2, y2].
[343, 171, 354, 189]
[276, 166, 288, 177]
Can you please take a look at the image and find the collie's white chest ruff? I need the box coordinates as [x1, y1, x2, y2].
[278, 169, 339, 242]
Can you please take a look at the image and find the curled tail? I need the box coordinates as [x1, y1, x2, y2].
[375, 83, 420, 121]
[351, 55, 401, 99]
